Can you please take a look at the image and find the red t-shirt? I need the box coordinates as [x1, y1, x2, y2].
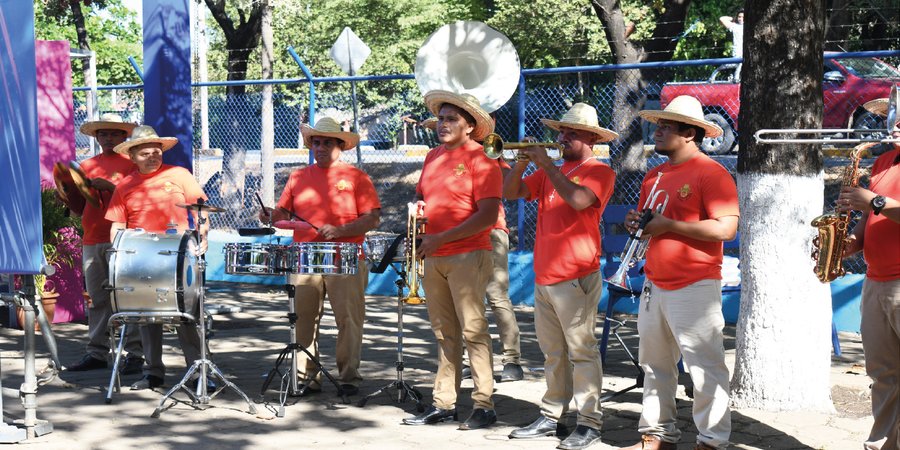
[276, 161, 381, 245]
[78, 153, 135, 245]
[524, 158, 616, 285]
[416, 140, 502, 257]
[864, 149, 900, 281]
[105, 165, 207, 234]
[640, 153, 740, 290]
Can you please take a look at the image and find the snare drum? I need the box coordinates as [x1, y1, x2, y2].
[363, 234, 405, 265]
[108, 229, 200, 316]
[291, 242, 359, 276]
[224, 243, 293, 275]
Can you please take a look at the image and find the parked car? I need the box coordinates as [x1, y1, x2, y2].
[658, 57, 900, 154]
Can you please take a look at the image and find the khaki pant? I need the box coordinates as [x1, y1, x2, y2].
[140, 323, 203, 379]
[289, 263, 368, 387]
[83, 243, 141, 360]
[534, 272, 604, 429]
[485, 229, 521, 364]
[423, 250, 494, 410]
[636, 279, 731, 449]
[861, 278, 900, 450]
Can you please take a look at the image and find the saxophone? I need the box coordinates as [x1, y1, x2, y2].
[811, 143, 873, 283]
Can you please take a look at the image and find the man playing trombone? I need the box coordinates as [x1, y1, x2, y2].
[503, 103, 617, 450]
[402, 90, 501, 431]
[619, 96, 739, 450]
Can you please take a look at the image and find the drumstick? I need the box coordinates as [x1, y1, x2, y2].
[277, 206, 320, 231]
[255, 192, 269, 218]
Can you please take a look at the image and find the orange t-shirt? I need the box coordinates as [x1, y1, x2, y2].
[640, 153, 740, 290]
[105, 164, 207, 234]
[78, 153, 136, 245]
[416, 140, 502, 257]
[276, 161, 381, 245]
[495, 158, 511, 233]
[864, 149, 900, 281]
[524, 158, 616, 285]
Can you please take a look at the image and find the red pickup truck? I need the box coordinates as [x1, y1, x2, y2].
[658, 57, 900, 154]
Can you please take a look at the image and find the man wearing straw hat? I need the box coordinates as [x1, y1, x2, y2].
[837, 96, 900, 450]
[66, 113, 145, 375]
[105, 125, 209, 391]
[402, 90, 501, 430]
[259, 116, 381, 397]
[619, 95, 739, 450]
[504, 102, 617, 450]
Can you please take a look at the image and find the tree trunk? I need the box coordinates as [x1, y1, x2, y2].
[732, 0, 833, 412]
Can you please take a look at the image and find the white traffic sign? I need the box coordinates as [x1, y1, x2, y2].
[329, 27, 370, 75]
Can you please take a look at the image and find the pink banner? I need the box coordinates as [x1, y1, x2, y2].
[36, 40, 75, 185]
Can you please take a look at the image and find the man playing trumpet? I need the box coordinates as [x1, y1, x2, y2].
[619, 96, 739, 450]
[402, 91, 502, 431]
[503, 103, 617, 450]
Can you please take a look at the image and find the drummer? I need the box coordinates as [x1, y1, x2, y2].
[259, 116, 381, 396]
[105, 125, 209, 391]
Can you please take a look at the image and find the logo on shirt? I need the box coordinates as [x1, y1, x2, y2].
[453, 164, 467, 177]
[335, 179, 352, 191]
[164, 181, 175, 193]
[571, 176, 581, 185]
[678, 184, 692, 199]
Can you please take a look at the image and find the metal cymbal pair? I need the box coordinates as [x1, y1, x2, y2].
[53, 160, 98, 212]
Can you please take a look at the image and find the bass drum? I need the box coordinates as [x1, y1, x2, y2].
[108, 229, 200, 317]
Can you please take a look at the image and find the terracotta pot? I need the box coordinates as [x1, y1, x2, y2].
[17, 292, 59, 332]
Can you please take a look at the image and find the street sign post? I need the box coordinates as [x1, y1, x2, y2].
[329, 27, 370, 165]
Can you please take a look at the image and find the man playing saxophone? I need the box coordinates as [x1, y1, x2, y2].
[402, 91, 501, 431]
[504, 103, 617, 450]
[619, 96, 739, 450]
[837, 96, 900, 450]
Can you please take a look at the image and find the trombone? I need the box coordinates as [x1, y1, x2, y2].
[754, 84, 899, 145]
[483, 133, 564, 162]
[404, 202, 426, 305]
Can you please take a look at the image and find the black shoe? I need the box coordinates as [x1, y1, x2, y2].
[130, 375, 164, 390]
[500, 363, 524, 382]
[509, 415, 564, 439]
[458, 408, 497, 430]
[340, 384, 359, 396]
[557, 425, 601, 450]
[66, 355, 107, 372]
[461, 365, 472, 380]
[119, 355, 144, 376]
[402, 405, 458, 425]
[188, 376, 218, 393]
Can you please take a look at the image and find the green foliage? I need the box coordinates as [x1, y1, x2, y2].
[34, 0, 143, 88]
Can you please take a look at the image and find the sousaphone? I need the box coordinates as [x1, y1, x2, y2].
[415, 20, 520, 113]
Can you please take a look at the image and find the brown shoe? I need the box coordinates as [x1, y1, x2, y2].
[694, 442, 717, 450]
[620, 434, 676, 450]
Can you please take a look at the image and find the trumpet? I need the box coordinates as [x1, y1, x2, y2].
[483, 133, 564, 162]
[606, 174, 669, 291]
[404, 202, 426, 305]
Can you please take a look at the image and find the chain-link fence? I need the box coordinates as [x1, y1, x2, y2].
[72, 52, 899, 275]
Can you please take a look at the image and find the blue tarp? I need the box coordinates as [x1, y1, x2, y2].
[0, 3, 42, 275]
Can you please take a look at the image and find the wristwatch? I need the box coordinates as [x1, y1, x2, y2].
[870, 195, 886, 215]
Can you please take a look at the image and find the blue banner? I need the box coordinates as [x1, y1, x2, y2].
[143, 0, 193, 170]
[0, 2, 42, 274]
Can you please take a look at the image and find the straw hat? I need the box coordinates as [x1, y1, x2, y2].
[420, 117, 437, 130]
[423, 90, 494, 141]
[113, 125, 178, 154]
[863, 98, 888, 117]
[79, 113, 137, 137]
[639, 95, 723, 138]
[540, 103, 619, 142]
[300, 117, 360, 150]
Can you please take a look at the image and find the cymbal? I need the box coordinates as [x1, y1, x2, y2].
[67, 161, 100, 208]
[53, 161, 85, 215]
[176, 202, 227, 213]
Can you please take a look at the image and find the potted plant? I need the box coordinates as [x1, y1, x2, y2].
[16, 184, 84, 329]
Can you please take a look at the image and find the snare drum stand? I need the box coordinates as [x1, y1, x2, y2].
[152, 207, 257, 418]
[260, 282, 349, 416]
[358, 263, 424, 412]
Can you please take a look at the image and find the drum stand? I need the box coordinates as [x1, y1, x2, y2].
[152, 209, 256, 418]
[358, 263, 424, 412]
[260, 283, 349, 416]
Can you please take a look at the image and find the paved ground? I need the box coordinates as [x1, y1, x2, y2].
[0, 282, 874, 449]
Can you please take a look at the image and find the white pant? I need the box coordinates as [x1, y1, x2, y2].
[636, 279, 732, 449]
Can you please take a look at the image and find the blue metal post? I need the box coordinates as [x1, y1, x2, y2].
[517, 74, 527, 249]
[127, 56, 144, 82]
[286, 46, 316, 164]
